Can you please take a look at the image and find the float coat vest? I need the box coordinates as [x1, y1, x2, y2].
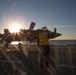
[39, 32, 49, 45]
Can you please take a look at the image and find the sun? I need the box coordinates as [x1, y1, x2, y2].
[9, 22, 21, 33]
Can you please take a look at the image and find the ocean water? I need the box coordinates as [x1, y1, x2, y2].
[49, 40, 76, 45]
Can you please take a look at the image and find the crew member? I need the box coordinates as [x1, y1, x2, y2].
[38, 27, 57, 68]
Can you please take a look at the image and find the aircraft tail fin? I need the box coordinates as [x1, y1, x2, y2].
[4, 29, 9, 34]
[29, 22, 35, 30]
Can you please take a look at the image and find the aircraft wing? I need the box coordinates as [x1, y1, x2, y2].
[0, 33, 12, 43]
[30, 29, 62, 38]
[0, 32, 21, 43]
[48, 30, 62, 39]
[28, 29, 62, 42]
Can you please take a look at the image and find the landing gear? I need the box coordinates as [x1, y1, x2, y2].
[3, 41, 8, 48]
[18, 43, 22, 50]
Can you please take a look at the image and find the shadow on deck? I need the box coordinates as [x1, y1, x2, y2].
[0, 45, 76, 75]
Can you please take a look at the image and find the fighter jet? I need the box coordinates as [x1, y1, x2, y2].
[0, 22, 62, 46]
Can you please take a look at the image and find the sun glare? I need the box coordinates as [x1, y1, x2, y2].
[10, 22, 21, 33]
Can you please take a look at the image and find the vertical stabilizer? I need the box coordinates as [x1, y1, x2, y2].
[29, 22, 35, 30]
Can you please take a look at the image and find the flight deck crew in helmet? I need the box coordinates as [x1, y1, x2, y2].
[38, 27, 57, 68]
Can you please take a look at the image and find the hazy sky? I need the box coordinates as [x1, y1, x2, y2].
[0, 0, 76, 40]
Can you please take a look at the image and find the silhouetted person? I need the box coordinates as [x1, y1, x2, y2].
[37, 27, 57, 68]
